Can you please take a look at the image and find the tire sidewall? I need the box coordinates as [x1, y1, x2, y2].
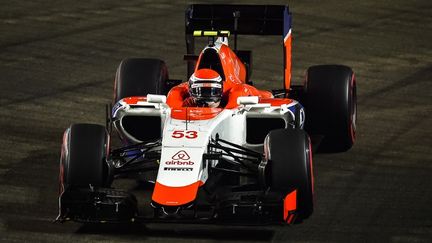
[304, 65, 356, 152]
[59, 124, 109, 190]
[265, 128, 314, 219]
[114, 58, 169, 103]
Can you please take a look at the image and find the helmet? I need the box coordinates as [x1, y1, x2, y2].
[188, 69, 223, 107]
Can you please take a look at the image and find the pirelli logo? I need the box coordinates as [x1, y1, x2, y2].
[164, 167, 193, 171]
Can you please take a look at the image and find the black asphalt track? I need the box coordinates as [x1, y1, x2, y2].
[0, 0, 431, 242]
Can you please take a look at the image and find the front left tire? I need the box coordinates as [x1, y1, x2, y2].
[264, 128, 314, 221]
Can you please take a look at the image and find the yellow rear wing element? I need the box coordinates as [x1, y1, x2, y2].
[193, 30, 230, 37]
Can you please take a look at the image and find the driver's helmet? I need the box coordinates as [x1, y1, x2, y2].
[188, 69, 223, 107]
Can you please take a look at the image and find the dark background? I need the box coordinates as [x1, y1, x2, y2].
[0, 0, 431, 242]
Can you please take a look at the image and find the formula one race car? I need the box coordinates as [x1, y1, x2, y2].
[56, 4, 356, 225]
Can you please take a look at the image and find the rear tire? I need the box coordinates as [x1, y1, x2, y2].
[114, 58, 169, 103]
[264, 128, 314, 220]
[59, 123, 109, 193]
[304, 64, 357, 152]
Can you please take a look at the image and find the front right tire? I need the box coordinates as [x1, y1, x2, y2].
[59, 123, 109, 194]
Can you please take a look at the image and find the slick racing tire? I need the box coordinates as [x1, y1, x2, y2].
[264, 128, 314, 221]
[114, 58, 169, 103]
[59, 123, 110, 193]
[304, 65, 357, 152]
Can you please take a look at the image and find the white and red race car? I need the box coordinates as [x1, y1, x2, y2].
[57, 4, 356, 225]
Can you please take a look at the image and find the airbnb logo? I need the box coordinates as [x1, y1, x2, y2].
[165, 161, 194, 165]
[165, 150, 194, 167]
[171, 150, 190, 160]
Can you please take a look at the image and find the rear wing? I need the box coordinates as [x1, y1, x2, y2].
[185, 4, 293, 89]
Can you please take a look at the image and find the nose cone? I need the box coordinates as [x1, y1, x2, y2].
[152, 181, 201, 206]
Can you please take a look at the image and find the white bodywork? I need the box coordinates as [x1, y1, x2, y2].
[112, 95, 304, 189]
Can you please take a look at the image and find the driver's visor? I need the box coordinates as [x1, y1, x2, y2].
[190, 83, 222, 98]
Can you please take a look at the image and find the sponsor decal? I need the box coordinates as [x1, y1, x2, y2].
[299, 106, 305, 128]
[164, 150, 194, 168]
[165, 161, 194, 165]
[172, 150, 190, 160]
[164, 167, 193, 171]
